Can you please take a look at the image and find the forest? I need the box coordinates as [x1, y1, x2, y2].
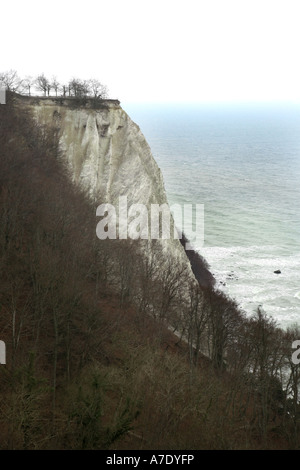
[0, 91, 300, 450]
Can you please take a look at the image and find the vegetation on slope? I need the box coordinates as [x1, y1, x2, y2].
[0, 93, 300, 450]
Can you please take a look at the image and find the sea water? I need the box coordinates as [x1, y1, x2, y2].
[123, 102, 300, 329]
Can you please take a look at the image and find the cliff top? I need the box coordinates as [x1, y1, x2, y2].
[10, 92, 121, 110]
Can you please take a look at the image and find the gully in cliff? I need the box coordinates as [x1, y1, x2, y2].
[96, 196, 204, 250]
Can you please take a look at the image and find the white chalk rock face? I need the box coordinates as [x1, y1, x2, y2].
[28, 98, 194, 274]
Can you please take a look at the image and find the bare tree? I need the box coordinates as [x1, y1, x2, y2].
[61, 84, 68, 97]
[81, 80, 90, 96]
[134, 241, 161, 318]
[0, 70, 22, 92]
[88, 79, 108, 99]
[185, 282, 207, 373]
[246, 307, 285, 439]
[35, 74, 49, 96]
[21, 76, 34, 96]
[153, 254, 190, 327]
[68, 78, 89, 97]
[51, 77, 60, 97]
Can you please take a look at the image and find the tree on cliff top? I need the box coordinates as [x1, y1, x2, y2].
[35, 74, 50, 96]
[0, 69, 23, 92]
[88, 79, 108, 99]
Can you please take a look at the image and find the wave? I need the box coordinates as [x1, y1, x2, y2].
[196, 244, 300, 327]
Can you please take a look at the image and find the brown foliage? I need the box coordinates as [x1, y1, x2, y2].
[0, 94, 299, 449]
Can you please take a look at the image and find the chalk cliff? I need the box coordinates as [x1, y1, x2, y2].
[32, 99, 166, 206]
[18, 96, 195, 279]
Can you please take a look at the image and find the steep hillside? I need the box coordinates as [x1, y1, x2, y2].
[0, 93, 299, 450]
[15, 95, 194, 270]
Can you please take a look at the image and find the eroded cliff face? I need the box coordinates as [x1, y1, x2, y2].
[33, 100, 166, 206]
[21, 97, 195, 277]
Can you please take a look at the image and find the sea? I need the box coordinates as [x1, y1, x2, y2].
[123, 102, 300, 330]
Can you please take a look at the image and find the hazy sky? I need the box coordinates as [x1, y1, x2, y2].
[2, 0, 300, 103]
